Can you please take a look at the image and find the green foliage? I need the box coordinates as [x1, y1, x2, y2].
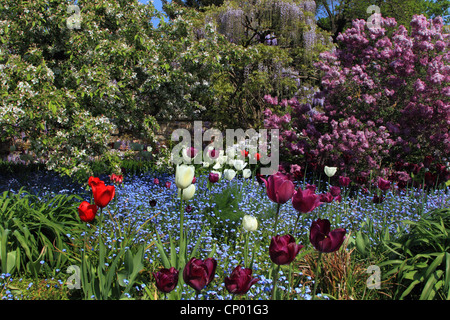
[205, 182, 245, 243]
[380, 208, 450, 300]
[0, 188, 87, 276]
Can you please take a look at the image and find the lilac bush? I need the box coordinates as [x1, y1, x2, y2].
[264, 15, 449, 184]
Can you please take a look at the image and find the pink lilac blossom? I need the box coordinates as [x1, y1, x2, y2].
[263, 15, 449, 183]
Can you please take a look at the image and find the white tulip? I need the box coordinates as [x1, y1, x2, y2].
[242, 215, 258, 231]
[324, 166, 337, 178]
[212, 162, 222, 170]
[178, 184, 196, 200]
[175, 164, 195, 189]
[223, 169, 236, 181]
[242, 168, 251, 178]
[233, 159, 247, 171]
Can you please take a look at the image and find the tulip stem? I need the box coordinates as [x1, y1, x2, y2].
[179, 197, 185, 267]
[271, 264, 281, 300]
[273, 203, 281, 235]
[312, 251, 323, 300]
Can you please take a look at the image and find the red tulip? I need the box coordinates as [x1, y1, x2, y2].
[377, 177, 391, 191]
[153, 267, 179, 293]
[309, 219, 346, 253]
[224, 265, 258, 295]
[78, 201, 98, 223]
[183, 257, 217, 292]
[269, 234, 304, 265]
[109, 173, 123, 184]
[153, 178, 159, 185]
[261, 172, 295, 204]
[241, 150, 249, 158]
[165, 181, 171, 189]
[254, 153, 261, 161]
[88, 176, 104, 188]
[292, 187, 321, 213]
[92, 183, 115, 208]
[192, 176, 196, 184]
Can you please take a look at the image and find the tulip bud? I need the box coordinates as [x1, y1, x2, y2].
[242, 168, 251, 179]
[183, 257, 217, 292]
[153, 267, 179, 294]
[224, 265, 258, 295]
[223, 169, 236, 181]
[233, 160, 247, 171]
[175, 165, 195, 189]
[178, 184, 196, 200]
[78, 201, 98, 223]
[242, 215, 258, 232]
[269, 234, 303, 265]
[324, 166, 337, 178]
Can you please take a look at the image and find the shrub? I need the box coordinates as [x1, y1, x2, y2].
[264, 15, 449, 183]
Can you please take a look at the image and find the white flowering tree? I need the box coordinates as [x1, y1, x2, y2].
[0, 0, 164, 179]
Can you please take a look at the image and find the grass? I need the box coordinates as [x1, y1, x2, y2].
[0, 167, 449, 300]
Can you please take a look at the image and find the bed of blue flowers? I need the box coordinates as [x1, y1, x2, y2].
[1, 162, 449, 301]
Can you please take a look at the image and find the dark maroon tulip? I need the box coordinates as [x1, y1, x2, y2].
[423, 155, 434, 169]
[149, 199, 157, 207]
[153, 267, 179, 293]
[292, 187, 321, 213]
[153, 178, 159, 185]
[320, 192, 334, 203]
[183, 257, 217, 292]
[338, 176, 351, 187]
[224, 265, 259, 295]
[261, 172, 295, 204]
[377, 177, 391, 191]
[329, 186, 341, 197]
[309, 219, 346, 253]
[208, 172, 219, 184]
[185, 205, 193, 213]
[269, 234, 304, 265]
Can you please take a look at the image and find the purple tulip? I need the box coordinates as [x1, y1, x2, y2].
[153, 267, 179, 293]
[338, 176, 351, 187]
[208, 172, 219, 183]
[292, 187, 322, 213]
[269, 234, 304, 265]
[309, 219, 346, 253]
[260, 172, 295, 204]
[183, 257, 217, 292]
[224, 265, 259, 295]
[377, 177, 391, 191]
